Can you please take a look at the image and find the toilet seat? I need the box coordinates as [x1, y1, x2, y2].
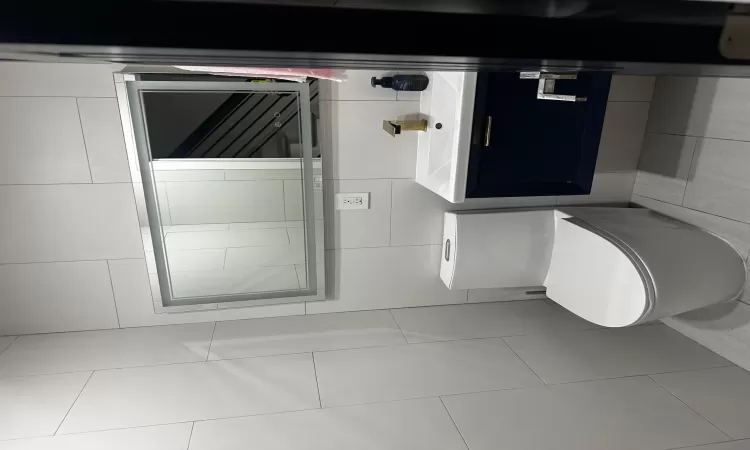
[544, 217, 656, 327]
[441, 207, 746, 327]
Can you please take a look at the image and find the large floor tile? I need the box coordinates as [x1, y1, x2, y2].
[652, 366, 750, 439]
[0, 323, 214, 378]
[57, 354, 319, 433]
[169, 265, 300, 297]
[314, 338, 541, 407]
[307, 246, 467, 314]
[441, 376, 728, 450]
[391, 300, 596, 343]
[683, 138, 750, 223]
[0, 423, 192, 450]
[0, 372, 91, 440]
[189, 398, 468, 450]
[0, 261, 119, 335]
[209, 310, 405, 360]
[503, 325, 730, 384]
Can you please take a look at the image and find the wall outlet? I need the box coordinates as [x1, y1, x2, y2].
[336, 192, 370, 210]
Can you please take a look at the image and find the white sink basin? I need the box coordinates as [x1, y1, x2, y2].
[415, 72, 477, 203]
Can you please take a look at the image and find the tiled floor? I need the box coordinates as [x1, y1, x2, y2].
[0, 299, 749, 450]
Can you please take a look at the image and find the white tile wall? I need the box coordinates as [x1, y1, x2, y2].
[390, 179, 451, 246]
[307, 246, 467, 314]
[77, 98, 131, 183]
[283, 179, 324, 221]
[108, 259, 305, 328]
[595, 101, 651, 172]
[0, 184, 143, 264]
[683, 138, 750, 223]
[0, 97, 91, 184]
[0, 261, 119, 335]
[633, 133, 697, 204]
[0, 62, 120, 97]
[648, 77, 750, 141]
[325, 100, 420, 179]
[319, 70, 399, 101]
[324, 179, 392, 249]
[558, 172, 637, 205]
[607, 75, 656, 102]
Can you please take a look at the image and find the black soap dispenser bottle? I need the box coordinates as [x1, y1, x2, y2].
[371, 74, 429, 91]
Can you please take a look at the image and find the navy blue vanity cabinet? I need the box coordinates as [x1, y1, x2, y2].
[465, 72, 611, 198]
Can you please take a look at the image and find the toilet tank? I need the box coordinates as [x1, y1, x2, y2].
[440, 210, 555, 290]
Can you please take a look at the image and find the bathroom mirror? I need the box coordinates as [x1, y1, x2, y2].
[117, 73, 324, 310]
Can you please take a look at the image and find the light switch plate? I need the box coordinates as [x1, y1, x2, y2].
[336, 192, 370, 210]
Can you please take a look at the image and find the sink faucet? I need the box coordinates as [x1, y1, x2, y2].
[382, 119, 428, 137]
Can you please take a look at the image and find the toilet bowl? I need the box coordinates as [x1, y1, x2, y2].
[440, 207, 746, 327]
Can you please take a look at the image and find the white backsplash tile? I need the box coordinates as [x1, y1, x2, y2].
[325, 101, 420, 179]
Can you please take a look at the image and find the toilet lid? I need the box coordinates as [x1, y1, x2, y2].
[544, 218, 654, 327]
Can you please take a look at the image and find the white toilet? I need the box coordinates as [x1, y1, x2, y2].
[440, 207, 746, 327]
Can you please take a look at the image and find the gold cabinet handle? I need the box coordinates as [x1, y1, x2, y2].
[484, 116, 492, 147]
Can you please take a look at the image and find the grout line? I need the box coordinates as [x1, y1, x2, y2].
[311, 352, 322, 408]
[105, 261, 122, 328]
[665, 439, 750, 450]
[500, 337, 547, 386]
[205, 322, 218, 361]
[681, 137, 700, 206]
[648, 374, 735, 441]
[54, 371, 95, 436]
[0, 257, 146, 267]
[0, 336, 18, 358]
[388, 310, 409, 344]
[439, 397, 472, 450]
[0, 182, 135, 187]
[186, 422, 195, 450]
[74, 99, 94, 184]
[655, 131, 750, 146]
[222, 249, 228, 270]
[281, 180, 287, 221]
[388, 180, 394, 246]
